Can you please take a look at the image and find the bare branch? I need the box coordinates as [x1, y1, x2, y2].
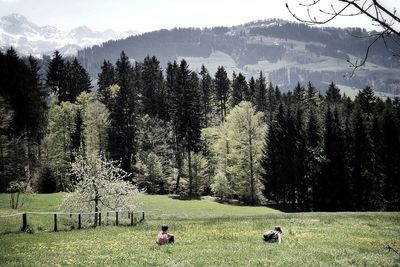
[286, 1, 352, 25]
[338, 0, 400, 36]
[373, 0, 400, 24]
[299, 0, 321, 7]
[346, 29, 388, 76]
[287, 0, 400, 74]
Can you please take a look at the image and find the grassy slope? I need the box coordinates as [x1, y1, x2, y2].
[0, 194, 399, 266]
[179, 35, 400, 97]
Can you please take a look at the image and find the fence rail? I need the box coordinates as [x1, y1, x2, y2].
[0, 210, 145, 234]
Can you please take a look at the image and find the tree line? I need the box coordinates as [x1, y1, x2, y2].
[261, 82, 400, 211]
[0, 48, 399, 210]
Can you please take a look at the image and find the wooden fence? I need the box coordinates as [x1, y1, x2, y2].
[0, 210, 144, 233]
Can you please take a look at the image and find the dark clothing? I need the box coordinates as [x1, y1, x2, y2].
[263, 230, 282, 243]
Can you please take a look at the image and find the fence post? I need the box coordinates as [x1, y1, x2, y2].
[116, 212, 119, 226]
[54, 214, 57, 232]
[141, 211, 145, 221]
[130, 212, 134, 226]
[78, 214, 81, 229]
[98, 213, 101, 226]
[21, 213, 27, 231]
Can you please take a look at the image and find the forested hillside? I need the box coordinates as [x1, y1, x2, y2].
[1, 48, 399, 211]
[77, 20, 400, 96]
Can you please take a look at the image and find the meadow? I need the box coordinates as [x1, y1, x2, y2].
[0, 194, 399, 266]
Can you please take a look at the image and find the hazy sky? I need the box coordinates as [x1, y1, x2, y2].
[0, 0, 399, 32]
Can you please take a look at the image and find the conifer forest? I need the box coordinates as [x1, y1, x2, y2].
[1, 48, 399, 211]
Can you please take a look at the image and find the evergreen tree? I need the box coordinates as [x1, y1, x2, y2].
[199, 65, 213, 128]
[61, 58, 92, 103]
[0, 96, 14, 192]
[255, 72, 267, 112]
[178, 62, 202, 196]
[141, 55, 163, 117]
[70, 110, 83, 158]
[166, 61, 179, 121]
[26, 55, 48, 180]
[283, 106, 297, 206]
[27, 55, 47, 138]
[261, 103, 286, 204]
[166, 61, 183, 192]
[247, 76, 256, 105]
[108, 51, 138, 175]
[265, 82, 276, 125]
[157, 74, 169, 122]
[0, 49, 47, 191]
[370, 113, 384, 209]
[46, 51, 66, 96]
[214, 66, 230, 123]
[318, 108, 350, 211]
[230, 72, 247, 108]
[306, 81, 319, 107]
[381, 103, 400, 210]
[355, 86, 376, 121]
[294, 107, 307, 208]
[293, 82, 306, 104]
[97, 60, 116, 105]
[274, 85, 282, 103]
[325, 82, 341, 103]
[48, 56, 91, 103]
[304, 108, 323, 210]
[351, 108, 374, 210]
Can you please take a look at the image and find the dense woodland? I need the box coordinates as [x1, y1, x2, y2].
[0, 48, 399, 211]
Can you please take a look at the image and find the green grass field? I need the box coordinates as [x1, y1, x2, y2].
[0, 194, 399, 266]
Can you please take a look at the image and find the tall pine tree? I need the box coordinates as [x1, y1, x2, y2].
[97, 60, 116, 106]
[108, 51, 138, 175]
[199, 64, 213, 128]
[214, 66, 230, 123]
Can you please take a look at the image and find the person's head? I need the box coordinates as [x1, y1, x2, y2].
[161, 224, 168, 233]
[274, 226, 282, 233]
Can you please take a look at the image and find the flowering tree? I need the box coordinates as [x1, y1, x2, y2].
[62, 153, 139, 225]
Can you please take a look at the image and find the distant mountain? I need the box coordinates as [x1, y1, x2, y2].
[77, 19, 400, 96]
[0, 13, 139, 57]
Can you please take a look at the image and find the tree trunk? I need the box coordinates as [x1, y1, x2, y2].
[94, 187, 99, 226]
[94, 197, 99, 226]
[249, 133, 255, 205]
[220, 99, 224, 123]
[188, 150, 192, 196]
[174, 129, 182, 193]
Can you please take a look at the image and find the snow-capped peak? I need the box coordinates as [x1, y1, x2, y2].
[1, 13, 30, 24]
[0, 13, 139, 57]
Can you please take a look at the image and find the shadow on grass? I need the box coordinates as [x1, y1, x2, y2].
[168, 194, 307, 213]
[168, 194, 201, 201]
[264, 204, 305, 213]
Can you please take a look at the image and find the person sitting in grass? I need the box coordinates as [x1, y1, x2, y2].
[156, 224, 174, 245]
[263, 226, 282, 243]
